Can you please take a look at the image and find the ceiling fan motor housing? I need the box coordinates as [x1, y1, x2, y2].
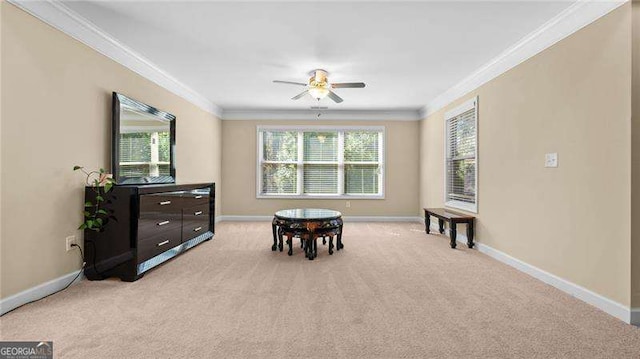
[309, 69, 329, 87]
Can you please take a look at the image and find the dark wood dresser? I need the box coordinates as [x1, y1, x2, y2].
[84, 183, 215, 281]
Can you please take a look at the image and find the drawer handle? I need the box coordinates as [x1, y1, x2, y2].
[193, 227, 202, 232]
[194, 195, 203, 199]
[157, 240, 169, 247]
[159, 201, 171, 205]
[194, 211, 203, 216]
[157, 220, 170, 226]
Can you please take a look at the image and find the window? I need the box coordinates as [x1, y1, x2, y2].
[445, 97, 478, 213]
[258, 126, 384, 198]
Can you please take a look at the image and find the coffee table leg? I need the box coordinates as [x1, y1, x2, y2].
[271, 223, 277, 251]
[278, 228, 284, 252]
[450, 223, 457, 249]
[287, 237, 293, 256]
[438, 219, 445, 234]
[337, 225, 344, 250]
[308, 232, 315, 260]
[329, 236, 334, 255]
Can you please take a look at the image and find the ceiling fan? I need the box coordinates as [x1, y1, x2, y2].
[273, 69, 365, 103]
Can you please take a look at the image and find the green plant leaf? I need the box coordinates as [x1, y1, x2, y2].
[104, 182, 113, 193]
[84, 201, 93, 207]
[99, 168, 106, 174]
[96, 195, 104, 202]
[83, 211, 91, 217]
[96, 218, 103, 225]
[97, 209, 108, 215]
[78, 223, 87, 230]
[73, 165, 83, 171]
[86, 220, 94, 228]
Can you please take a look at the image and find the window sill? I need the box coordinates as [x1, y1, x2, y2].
[257, 194, 385, 200]
[445, 200, 477, 214]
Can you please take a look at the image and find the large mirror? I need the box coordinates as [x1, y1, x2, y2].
[112, 92, 176, 185]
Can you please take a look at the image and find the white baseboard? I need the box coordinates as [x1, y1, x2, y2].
[1, 270, 83, 316]
[343, 216, 422, 222]
[217, 215, 272, 222]
[218, 215, 422, 223]
[427, 222, 633, 325]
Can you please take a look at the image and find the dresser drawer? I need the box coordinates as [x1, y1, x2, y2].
[138, 216, 182, 241]
[138, 228, 182, 262]
[182, 204, 210, 242]
[181, 188, 210, 206]
[139, 192, 183, 216]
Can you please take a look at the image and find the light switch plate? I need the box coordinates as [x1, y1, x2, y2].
[545, 153, 558, 168]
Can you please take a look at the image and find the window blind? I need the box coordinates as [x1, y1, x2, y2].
[303, 132, 338, 194]
[261, 131, 298, 194]
[446, 105, 477, 209]
[344, 131, 380, 195]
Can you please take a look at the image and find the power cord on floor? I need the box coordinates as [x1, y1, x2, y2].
[1, 244, 85, 317]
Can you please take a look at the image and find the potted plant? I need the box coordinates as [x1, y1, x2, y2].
[74, 166, 116, 232]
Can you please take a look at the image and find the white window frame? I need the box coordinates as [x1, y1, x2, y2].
[444, 97, 478, 213]
[257, 125, 385, 199]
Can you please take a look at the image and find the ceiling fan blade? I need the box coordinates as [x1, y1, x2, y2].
[327, 90, 343, 103]
[292, 90, 309, 100]
[331, 82, 366, 89]
[274, 80, 307, 86]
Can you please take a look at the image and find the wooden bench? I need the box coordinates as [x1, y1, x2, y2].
[423, 208, 475, 249]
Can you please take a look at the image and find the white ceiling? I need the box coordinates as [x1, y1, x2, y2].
[60, 1, 575, 112]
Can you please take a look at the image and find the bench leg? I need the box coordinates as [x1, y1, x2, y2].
[438, 219, 445, 234]
[467, 222, 475, 248]
[425, 212, 431, 234]
[450, 223, 457, 249]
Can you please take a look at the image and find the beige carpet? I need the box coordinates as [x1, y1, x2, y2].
[1, 222, 640, 358]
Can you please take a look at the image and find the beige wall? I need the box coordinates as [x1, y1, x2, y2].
[0, 4, 222, 299]
[0, 1, 4, 299]
[222, 120, 419, 216]
[632, 0, 640, 308]
[420, 5, 632, 306]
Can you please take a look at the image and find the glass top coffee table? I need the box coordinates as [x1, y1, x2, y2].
[272, 208, 343, 260]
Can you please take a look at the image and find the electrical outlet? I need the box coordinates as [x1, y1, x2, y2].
[65, 235, 77, 252]
[345, 201, 351, 208]
[545, 153, 558, 168]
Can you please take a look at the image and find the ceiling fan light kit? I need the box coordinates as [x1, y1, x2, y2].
[273, 69, 366, 104]
[308, 86, 329, 100]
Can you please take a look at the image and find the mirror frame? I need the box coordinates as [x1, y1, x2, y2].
[112, 92, 176, 185]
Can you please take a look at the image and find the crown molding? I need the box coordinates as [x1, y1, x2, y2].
[420, 0, 627, 118]
[8, 0, 223, 118]
[222, 109, 421, 121]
